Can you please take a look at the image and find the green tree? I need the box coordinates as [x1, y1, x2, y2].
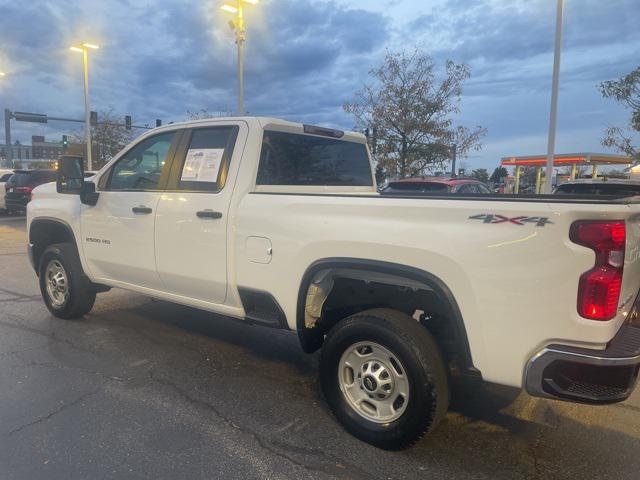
[471, 168, 489, 183]
[599, 66, 640, 161]
[344, 50, 486, 177]
[490, 166, 508, 183]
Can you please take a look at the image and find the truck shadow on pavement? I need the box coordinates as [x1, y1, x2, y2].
[71, 296, 640, 480]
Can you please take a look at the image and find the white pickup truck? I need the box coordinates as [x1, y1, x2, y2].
[27, 117, 640, 450]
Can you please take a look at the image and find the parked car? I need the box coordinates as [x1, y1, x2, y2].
[5, 169, 57, 214]
[27, 117, 640, 450]
[380, 176, 492, 194]
[554, 178, 640, 196]
[0, 169, 15, 212]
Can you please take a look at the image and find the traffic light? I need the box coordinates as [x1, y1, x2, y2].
[62, 135, 68, 150]
[125, 115, 132, 130]
[90, 111, 98, 126]
[156, 119, 162, 127]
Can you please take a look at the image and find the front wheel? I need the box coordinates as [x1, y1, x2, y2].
[39, 243, 96, 319]
[320, 308, 449, 450]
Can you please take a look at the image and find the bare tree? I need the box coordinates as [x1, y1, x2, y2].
[599, 66, 640, 162]
[344, 50, 487, 177]
[71, 108, 134, 169]
[187, 109, 234, 120]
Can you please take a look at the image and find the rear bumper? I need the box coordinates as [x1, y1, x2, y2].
[4, 193, 30, 212]
[525, 319, 640, 404]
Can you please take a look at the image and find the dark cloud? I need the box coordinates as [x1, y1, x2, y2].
[1, 0, 639, 169]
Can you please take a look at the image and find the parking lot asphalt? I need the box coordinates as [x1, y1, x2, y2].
[0, 215, 639, 479]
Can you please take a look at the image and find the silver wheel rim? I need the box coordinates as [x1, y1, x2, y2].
[45, 259, 69, 308]
[338, 341, 410, 424]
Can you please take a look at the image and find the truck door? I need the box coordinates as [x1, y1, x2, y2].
[154, 123, 246, 304]
[81, 131, 178, 290]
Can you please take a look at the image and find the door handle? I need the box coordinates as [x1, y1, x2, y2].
[196, 210, 223, 219]
[132, 206, 153, 214]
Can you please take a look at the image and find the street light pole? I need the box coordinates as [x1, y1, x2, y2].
[71, 43, 99, 171]
[236, 2, 245, 116]
[82, 47, 93, 171]
[221, 0, 259, 117]
[544, 0, 564, 194]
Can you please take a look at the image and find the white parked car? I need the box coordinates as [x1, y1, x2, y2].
[0, 169, 15, 211]
[26, 118, 640, 449]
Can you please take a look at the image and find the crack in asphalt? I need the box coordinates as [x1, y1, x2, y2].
[0, 345, 47, 358]
[6, 389, 101, 437]
[528, 428, 545, 480]
[0, 287, 40, 300]
[615, 402, 640, 413]
[0, 315, 100, 356]
[9, 352, 130, 383]
[147, 371, 376, 480]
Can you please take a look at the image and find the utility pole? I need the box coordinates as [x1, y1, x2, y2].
[82, 47, 93, 171]
[451, 144, 458, 177]
[70, 43, 99, 171]
[221, 1, 260, 116]
[236, 2, 245, 116]
[4, 109, 11, 163]
[544, 0, 564, 193]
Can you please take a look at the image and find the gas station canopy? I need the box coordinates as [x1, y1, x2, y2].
[501, 153, 633, 167]
[499, 153, 634, 194]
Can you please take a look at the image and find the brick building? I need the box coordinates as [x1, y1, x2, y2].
[31, 135, 63, 160]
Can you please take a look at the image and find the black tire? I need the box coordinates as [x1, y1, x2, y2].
[320, 308, 449, 450]
[39, 243, 96, 319]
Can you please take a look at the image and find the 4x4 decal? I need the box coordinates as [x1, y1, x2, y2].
[469, 214, 553, 227]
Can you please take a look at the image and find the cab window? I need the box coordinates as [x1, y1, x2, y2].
[173, 127, 238, 192]
[105, 132, 175, 190]
[256, 131, 373, 187]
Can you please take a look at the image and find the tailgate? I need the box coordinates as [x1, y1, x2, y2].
[622, 213, 640, 315]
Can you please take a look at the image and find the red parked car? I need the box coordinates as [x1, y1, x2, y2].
[380, 176, 492, 194]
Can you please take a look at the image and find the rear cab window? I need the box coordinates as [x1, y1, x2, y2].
[170, 126, 239, 192]
[255, 128, 374, 192]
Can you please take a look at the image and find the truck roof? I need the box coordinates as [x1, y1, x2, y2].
[151, 116, 367, 143]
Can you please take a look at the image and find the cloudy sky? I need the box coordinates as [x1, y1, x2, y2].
[0, 0, 638, 170]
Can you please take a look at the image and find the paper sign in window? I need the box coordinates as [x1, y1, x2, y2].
[181, 148, 225, 183]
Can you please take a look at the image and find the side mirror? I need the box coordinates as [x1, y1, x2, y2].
[57, 156, 99, 206]
[57, 156, 84, 194]
[81, 181, 99, 206]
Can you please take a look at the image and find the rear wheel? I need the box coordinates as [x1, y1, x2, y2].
[39, 243, 96, 319]
[320, 308, 449, 450]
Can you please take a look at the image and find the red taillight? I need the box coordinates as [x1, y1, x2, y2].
[570, 221, 625, 320]
[15, 186, 33, 193]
